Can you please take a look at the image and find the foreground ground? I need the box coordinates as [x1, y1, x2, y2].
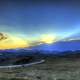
[0, 56, 80, 80]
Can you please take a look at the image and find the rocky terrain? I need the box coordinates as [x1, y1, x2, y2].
[0, 55, 80, 80]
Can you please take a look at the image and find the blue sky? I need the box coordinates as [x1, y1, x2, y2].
[0, 0, 80, 40]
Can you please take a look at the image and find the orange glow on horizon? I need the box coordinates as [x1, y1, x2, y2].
[0, 33, 58, 49]
[0, 36, 30, 49]
[40, 34, 57, 44]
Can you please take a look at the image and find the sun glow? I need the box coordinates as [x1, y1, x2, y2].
[0, 33, 58, 49]
[40, 34, 57, 44]
[0, 35, 30, 49]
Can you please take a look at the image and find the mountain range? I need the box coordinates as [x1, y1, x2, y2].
[31, 40, 80, 52]
[0, 40, 80, 55]
[0, 40, 79, 65]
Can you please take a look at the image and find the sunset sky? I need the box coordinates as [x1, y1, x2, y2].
[0, 0, 80, 49]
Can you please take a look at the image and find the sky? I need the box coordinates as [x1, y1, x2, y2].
[0, 0, 80, 49]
